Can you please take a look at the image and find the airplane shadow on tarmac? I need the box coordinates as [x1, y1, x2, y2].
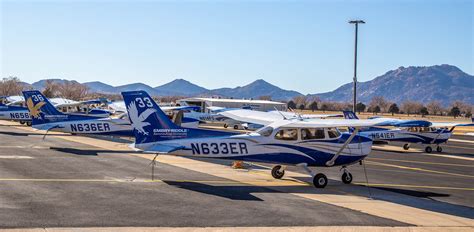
[0, 131, 71, 137]
[49, 147, 144, 156]
[163, 180, 278, 201]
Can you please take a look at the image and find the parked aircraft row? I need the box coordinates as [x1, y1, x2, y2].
[1, 90, 473, 188]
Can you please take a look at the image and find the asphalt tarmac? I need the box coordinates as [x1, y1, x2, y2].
[0, 121, 472, 230]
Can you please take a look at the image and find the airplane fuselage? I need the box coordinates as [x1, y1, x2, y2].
[137, 132, 372, 167]
[358, 127, 451, 144]
[36, 118, 133, 136]
[0, 105, 31, 121]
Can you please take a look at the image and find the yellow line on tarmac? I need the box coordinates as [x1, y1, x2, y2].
[366, 161, 474, 178]
[0, 178, 308, 186]
[0, 178, 124, 182]
[368, 157, 473, 167]
[353, 182, 474, 191]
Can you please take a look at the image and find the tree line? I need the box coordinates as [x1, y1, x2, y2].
[281, 95, 473, 119]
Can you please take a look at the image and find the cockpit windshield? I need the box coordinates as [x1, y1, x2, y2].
[256, 126, 273, 137]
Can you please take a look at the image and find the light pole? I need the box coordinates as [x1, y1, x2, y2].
[349, 20, 365, 114]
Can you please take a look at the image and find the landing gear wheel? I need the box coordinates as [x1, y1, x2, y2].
[223, 124, 228, 128]
[26, 121, 32, 126]
[313, 173, 328, 188]
[436, 146, 442, 152]
[341, 172, 353, 184]
[403, 144, 410, 150]
[425, 146, 433, 153]
[233, 125, 239, 130]
[19, 121, 25, 125]
[271, 165, 285, 179]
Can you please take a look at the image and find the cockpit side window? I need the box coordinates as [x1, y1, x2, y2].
[257, 127, 273, 137]
[274, 128, 298, 141]
[301, 128, 325, 140]
[327, 128, 341, 138]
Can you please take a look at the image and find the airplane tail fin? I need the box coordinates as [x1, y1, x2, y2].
[121, 91, 232, 145]
[342, 111, 358, 132]
[22, 90, 64, 125]
[343, 110, 359, 120]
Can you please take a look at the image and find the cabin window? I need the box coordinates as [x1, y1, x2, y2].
[257, 127, 273, 137]
[301, 128, 325, 140]
[274, 128, 298, 141]
[327, 128, 341, 138]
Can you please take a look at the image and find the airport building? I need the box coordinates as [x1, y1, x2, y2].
[178, 97, 287, 113]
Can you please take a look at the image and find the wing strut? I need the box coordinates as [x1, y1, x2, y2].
[326, 128, 359, 166]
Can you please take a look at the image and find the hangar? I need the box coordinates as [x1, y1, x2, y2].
[178, 97, 287, 113]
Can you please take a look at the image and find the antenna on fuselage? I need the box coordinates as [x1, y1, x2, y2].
[274, 106, 288, 120]
[288, 107, 303, 121]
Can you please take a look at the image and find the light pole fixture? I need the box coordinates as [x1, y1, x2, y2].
[349, 20, 365, 114]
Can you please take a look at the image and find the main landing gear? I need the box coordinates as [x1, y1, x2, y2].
[424, 145, 442, 153]
[297, 163, 328, 188]
[403, 143, 410, 150]
[271, 165, 285, 179]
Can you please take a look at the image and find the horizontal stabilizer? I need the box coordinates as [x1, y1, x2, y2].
[146, 143, 188, 154]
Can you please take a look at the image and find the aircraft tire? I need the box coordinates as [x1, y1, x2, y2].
[403, 144, 410, 150]
[425, 146, 433, 153]
[271, 165, 285, 179]
[223, 124, 228, 128]
[19, 121, 25, 125]
[341, 172, 353, 184]
[26, 121, 32, 126]
[233, 125, 239, 130]
[436, 146, 442, 152]
[313, 173, 328, 188]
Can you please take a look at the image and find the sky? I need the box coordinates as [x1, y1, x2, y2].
[1, 0, 472, 94]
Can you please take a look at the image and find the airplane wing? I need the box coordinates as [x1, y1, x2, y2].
[431, 121, 474, 128]
[268, 111, 343, 119]
[219, 109, 284, 125]
[160, 106, 200, 112]
[52, 99, 102, 108]
[145, 143, 188, 153]
[276, 117, 423, 128]
[108, 101, 127, 113]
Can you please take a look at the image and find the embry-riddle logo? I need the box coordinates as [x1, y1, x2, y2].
[26, 97, 45, 118]
[127, 99, 156, 135]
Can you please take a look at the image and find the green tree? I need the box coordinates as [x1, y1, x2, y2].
[309, 101, 318, 112]
[373, 105, 381, 115]
[356, 102, 366, 114]
[420, 107, 429, 117]
[450, 106, 461, 118]
[298, 104, 305, 111]
[287, 100, 297, 110]
[320, 103, 328, 112]
[388, 103, 399, 116]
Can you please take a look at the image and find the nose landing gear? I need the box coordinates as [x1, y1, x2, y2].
[341, 167, 353, 184]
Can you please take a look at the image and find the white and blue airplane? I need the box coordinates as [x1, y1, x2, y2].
[0, 95, 111, 126]
[0, 98, 31, 125]
[343, 111, 474, 153]
[122, 90, 403, 188]
[22, 90, 133, 136]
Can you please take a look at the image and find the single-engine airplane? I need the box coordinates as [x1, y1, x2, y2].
[122, 90, 404, 188]
[343, 111, 474, 153]
[22, 90, 133, 136]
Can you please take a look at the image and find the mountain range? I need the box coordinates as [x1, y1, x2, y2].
[26, 64, 473, 105]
